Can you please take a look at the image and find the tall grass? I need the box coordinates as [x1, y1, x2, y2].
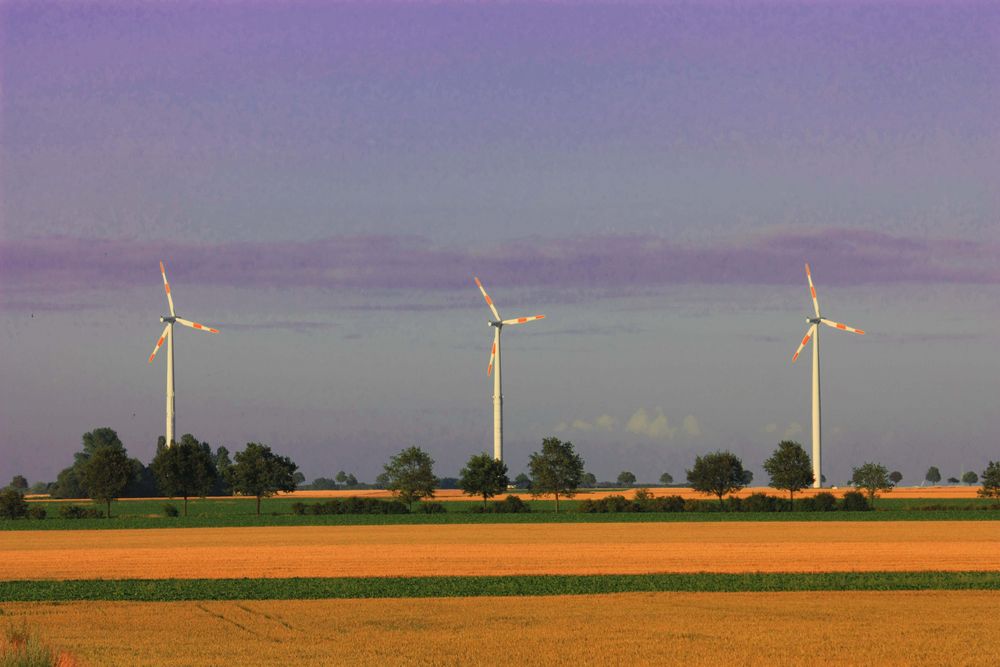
[0, 624, 75, 667]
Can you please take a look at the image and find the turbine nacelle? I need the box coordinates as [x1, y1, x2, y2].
[160, 316, 177, 324]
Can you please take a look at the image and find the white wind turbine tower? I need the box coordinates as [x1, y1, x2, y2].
[474, 277, 545, 462]
[148, 261, 220, 447]
[792, 263, 865, 488]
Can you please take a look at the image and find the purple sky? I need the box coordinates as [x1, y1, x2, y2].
[1, 1, 998, 486]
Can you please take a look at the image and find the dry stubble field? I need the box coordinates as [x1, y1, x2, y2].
[3, 591, 1000, 666]
[3, 521, 999, 580]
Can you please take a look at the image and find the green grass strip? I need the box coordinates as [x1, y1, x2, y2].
[1, 572, 999, 602]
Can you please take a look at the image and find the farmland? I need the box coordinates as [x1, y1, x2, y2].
[3, 592, 999, 666]
[3, 521, 999, 581]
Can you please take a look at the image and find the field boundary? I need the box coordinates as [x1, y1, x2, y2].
[2, 571, 999, 601]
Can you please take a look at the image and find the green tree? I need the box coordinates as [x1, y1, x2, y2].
[742, 469, 754, 485]
[617, 471, 637, 487]
[687, 451, 746, 508]
[9, 475, 28, 492]
[0, 488, 29, 519]
[763, 440, 814, 508]
[947, 476, 960, 484]
[889, 470, 903, 484]
[851, 462, 894, 507]
[50, 466, 85, 499]
[308, 477, 339, 490]
[978, 461, 1000, 501]
[459, 453, 510, 507]
[150, 434, 219, 516]
[513, 473, 532, 489]
[527, 437, 585, 513]
[659, 472, 674, 486]
[213, 446, 233, 495]
[76, 427, 127, 466]
[227, 443, 299, 515]
[925, 466, 941, 485]
[345, 473, 358, 487]
[580, 472, 598, 488]
[335, 470, 348, 485]
[80, 445, 133, 518]
[383, 446, 438, 510]
[962, 471, 979, 485]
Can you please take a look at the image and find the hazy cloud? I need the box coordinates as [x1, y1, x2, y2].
[682, 414, 702, 437]
[4, 228, 999, 306]
[626, 408, 677, 440]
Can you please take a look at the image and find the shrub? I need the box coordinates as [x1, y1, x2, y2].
[27, 505, 47, 520]
[162, 504, 179, 517]
[683, 499, 723, 513]
[472, 495, 532, 513]
[811, 492, 838, 512]
[0, 489, 29, 519]
[647, 495, 686, 513]
[58, 504, 104, 519]
[292, 498, 411, 515]
[417, 502, 446, 514]
[741, 493, 783, 513]
[840, 491, 870, 511]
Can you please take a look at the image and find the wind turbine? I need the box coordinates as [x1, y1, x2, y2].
[148, 261, 219, 447]
[474, 277, 545, 462]
[791, 263, 865, 488]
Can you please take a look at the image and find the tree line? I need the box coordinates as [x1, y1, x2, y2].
[4, 430, 999, 519]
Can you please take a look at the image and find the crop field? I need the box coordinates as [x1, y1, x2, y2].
[3, 591, 999, 666]
[3, 521, 999, 581]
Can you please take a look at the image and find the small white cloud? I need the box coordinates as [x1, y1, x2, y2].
[626, 407, 676, 440]
[553, 421, 569, 433]
[764, 423, 778, 434]
[682, 414, 702, 437]
[571, 419, 594, 431]
[595, 414, 617, 431]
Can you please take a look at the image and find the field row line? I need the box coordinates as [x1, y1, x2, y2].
[2, 571, 1000, 602]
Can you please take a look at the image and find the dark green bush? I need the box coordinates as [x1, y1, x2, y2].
[417, 502, 446, 514]
[683, 499, 723, 513]
[294, 498, 411, 515]
[840, 491, 870, 511]
[57, 504, 104, 519]
[163, 504, 179, 517]
[471, 495, 532, 513]
[647, 495, 686, 512]
[741, 493, 783, 513]
[27, 505, 47, 520]
[0, 489, 29, 519]
[810, 492, 838, 512]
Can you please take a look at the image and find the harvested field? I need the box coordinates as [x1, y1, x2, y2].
[3, 591, 999, 666]
[30, 485, 984, 504]
[3, 521, 999, 581]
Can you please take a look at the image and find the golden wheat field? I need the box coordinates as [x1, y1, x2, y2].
[3, 521, 999, 580]
[3, 591, 999, 666]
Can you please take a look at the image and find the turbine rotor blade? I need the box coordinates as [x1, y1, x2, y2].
[474, 276, 501, 320]
[487, 329, 498, 376]
[500, 314, 545, 326]
[160, 261, 176, 317]
[820, 318, 865, 335]
[148, 324, 171, 363]
[805, 263, 820, 318]
[175, 317, 220, 334]
[792, 324, 817, 363]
